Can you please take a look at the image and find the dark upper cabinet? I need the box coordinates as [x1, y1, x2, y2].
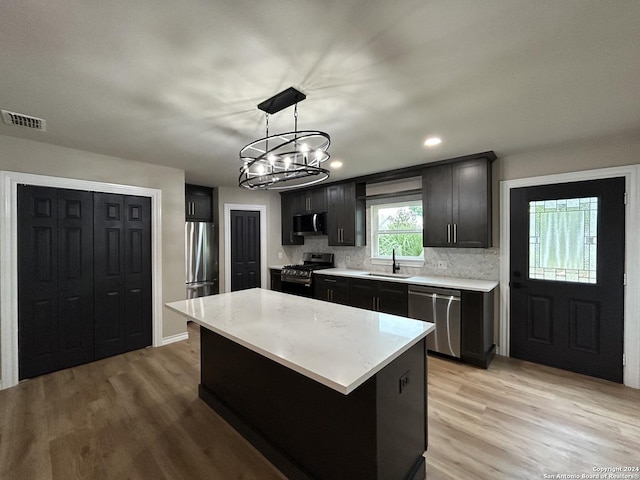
[313, 275, 350, 305]
[349, 278, 408, 316]
[185, 184, 213, 222]
[422, 157, 492, 248]
[280, 191, 304, 245]
[301, 187, 327, 213]
[287, 187, 327, 215]
[326, 182, 366, 246]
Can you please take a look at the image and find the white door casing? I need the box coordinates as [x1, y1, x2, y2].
[223, 203, 268, 293]
[500, 164, 640, 388]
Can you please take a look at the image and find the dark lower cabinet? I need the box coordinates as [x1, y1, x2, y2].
[270, 268, 282, 292]
[17, 186, 152, 380]
[314, 275, 350, 305]
[460, 290, 495, 368]
[350, 278, 408, 316]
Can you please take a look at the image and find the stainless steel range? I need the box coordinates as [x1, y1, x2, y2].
[281, 253, 334, 296]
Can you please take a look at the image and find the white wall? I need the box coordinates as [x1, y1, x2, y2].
[0, 134, 187, 360]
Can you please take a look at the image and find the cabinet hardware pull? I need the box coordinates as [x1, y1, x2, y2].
[325, 279, 337, 283]
[454, 223, 457, 243]
[377, 297, 380, 311]
[372, 297, 376, 310]
[447, 224, 451, 243]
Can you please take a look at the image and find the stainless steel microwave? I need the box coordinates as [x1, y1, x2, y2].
[293, 212, 327, 236]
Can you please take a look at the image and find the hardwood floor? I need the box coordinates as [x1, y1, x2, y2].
[426, 354, 640, 479]
[1, 322, 639, 479]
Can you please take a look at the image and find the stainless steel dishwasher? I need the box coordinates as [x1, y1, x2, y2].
[408, 285, 461, 358]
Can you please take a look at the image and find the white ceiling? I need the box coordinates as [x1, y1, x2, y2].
[1, 1, 639, 188]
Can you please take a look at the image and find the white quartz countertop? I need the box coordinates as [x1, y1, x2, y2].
[165, 288, 433, 395]
[314, 268, 498, 292]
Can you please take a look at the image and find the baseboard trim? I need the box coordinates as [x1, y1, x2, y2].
[161, 332, 189, 346]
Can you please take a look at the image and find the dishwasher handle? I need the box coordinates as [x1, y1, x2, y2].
[408, 286, 461, 298]
[409, 290, 461, 301]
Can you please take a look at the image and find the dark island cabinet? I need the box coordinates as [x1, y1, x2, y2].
[314, 275, 350, 305]
[327, 182, 366, 246]
[422, 157, 492, 248]
[185, 184, 213, 221]
[350, 278, 408, 316]
[280, 191, 304, 245]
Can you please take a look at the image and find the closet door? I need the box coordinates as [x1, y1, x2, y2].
[18, 186, 94, 379]
[94, 193, 151, 359]
[123, 195, 152, 351]
[94, 193, 127, 359]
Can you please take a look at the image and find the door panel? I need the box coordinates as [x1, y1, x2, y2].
[510, 178, 625, 382]
[231, 210, 261, 291]
[57, 190, 94, 369]
[95, 193, 152, 357]
[18, 186, 94, 379]
[123, 195, 152, 351]
[94, 193, 127, 359]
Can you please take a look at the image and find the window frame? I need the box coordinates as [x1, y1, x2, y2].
[370, 199, 424, 263]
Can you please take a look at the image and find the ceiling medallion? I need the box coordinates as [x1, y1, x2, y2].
[238, 87, 330, 190]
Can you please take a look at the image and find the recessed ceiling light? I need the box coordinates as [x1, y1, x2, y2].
[330, 160, 343, 168]
[424, 137, 442, 147]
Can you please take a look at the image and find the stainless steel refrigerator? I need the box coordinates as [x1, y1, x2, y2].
[185, 221, 218, 298]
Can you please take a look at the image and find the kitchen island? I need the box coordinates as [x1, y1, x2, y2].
[165, 288, 434, 480]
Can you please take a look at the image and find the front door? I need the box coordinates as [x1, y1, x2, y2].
[510, 177, 625, 383]
[230, 210, 261, 291]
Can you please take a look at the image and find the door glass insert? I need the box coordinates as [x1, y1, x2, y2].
[529, 197, 598, 283]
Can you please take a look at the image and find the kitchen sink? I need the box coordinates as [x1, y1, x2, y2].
[363, 272, 413, 279]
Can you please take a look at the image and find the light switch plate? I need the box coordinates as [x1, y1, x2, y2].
[437, 261, 447, 270]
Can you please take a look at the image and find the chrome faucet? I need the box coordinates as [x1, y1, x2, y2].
[392, 248, 400, 274]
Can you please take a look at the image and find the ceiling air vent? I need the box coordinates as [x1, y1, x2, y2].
[1, 109, 46, 131]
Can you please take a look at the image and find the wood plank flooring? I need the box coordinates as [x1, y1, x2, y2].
[1, 322, 639, 479]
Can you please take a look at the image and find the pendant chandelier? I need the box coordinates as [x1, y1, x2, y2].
[239, 87, 330, 190]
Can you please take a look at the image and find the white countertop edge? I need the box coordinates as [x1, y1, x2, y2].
[165, 301, 433, 395]
[314, 268, 498, 292]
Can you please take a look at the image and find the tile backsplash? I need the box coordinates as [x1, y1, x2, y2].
[283, 211, 500, 281]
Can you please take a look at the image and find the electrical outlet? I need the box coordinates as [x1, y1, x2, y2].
[278, 252, 283, 259]
[437, 261, 447, 270]
[399, 371, 410, 394]
[345, 256, 351, 264]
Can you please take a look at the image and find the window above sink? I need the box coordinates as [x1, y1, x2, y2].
[370, 199, 424, 266]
